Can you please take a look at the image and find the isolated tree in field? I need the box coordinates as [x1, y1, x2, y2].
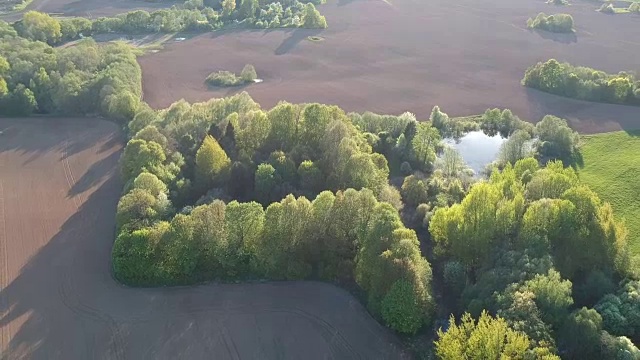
[19, 11, 61, 44]
[435, 311, 559, 360]
[195, 135, 231, 189]
[240, 64, 257, 83]
[302, 3, 327, 29]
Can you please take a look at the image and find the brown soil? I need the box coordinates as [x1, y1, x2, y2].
[139, 0, 640, 134]
[0, 118, 406, 359]
[0, 0, 179, 21]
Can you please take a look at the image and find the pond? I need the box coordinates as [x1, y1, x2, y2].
[444, 131, 506, 175]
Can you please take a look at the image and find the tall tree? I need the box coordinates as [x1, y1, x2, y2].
[195, 135, 231, 190]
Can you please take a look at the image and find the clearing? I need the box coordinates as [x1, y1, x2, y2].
[0, 118, 405, 359]
[138, 0, 640, 134]
[578, 131, 640, 257]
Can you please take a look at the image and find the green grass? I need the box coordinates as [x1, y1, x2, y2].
[578, 131, 640, 256]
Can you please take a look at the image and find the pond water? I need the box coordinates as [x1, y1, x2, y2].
[444, 131, 506, 175]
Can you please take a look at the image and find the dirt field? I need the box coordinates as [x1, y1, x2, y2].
[0, 118, 405, 359]
[0, 0, 179, 21]
[139, 0, 640, 133]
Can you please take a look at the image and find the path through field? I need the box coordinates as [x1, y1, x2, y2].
[139, 0, 640, 133]
[0, 118, 405, 360]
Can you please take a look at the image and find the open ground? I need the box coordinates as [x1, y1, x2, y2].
[0, 118, 406, 359]
[0, 0, 179, 21]
[138, 0, 640, 134]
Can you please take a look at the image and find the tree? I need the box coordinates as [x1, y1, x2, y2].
[195, 135, 231, 189]
[560, 307, 603, 359]
[240, 64, 257, 82]
[132, 172, 168, 198]
[302, 3, 327, 29]
[120, 139, 166, 182]
[595, 280, 640, 341]
[222, 0, 236, 17]
[436, 146, 468, 178]
[499, 130, 532, 165]
[535, 115, 579, 163]
[378, 185, 404, 212]
[400, 175, 428, 207]
[266, 102, 298, 152]
[239, 0, 258, 19]
[522, 269, 573, 327]
[381, 279, 424, 334]
[435, 311, 559, 360]
[112, 222, 168, 285]
[298, 160, 323, 195]
[116, 189, 170, 231]
[254, 163, 278, 205]
[411, 123, 440, 171]
[19, 11, 62, 44]
[430, 105, 450, 133]
[224, 201, 264, 277]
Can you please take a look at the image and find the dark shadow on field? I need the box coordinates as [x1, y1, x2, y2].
[523, 87, 640, 133]
[68, 150, 121, 197]
[0, 176, 124, 359]
[275, 29, 323, 55]
[531, 28, 578, 44]
[0, 118, 121, 163]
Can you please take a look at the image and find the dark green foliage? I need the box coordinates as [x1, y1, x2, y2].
[523, 59, 640, 106]
[535, 115, 580, 163]
[595, 280, 640, 342]
[527, 13, 574, 33]
[560, 307, 603, 359]
[381, 279, 424, 334]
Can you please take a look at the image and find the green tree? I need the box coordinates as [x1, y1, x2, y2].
[381, 279, 424, 334]
[298, 160, 323, 195]
[560, 307, 603, 359]
[19, 11, 62, 44]
[222, 0, 236, 17]
[522, 269, 573, 327]
[224, 201, 264, 277]
[435, 311, 558, 360]
[302, 3, 327, 29]
[116, 189, 170, 231]
[239, 0, 258, 19]
[132, 172, 168, 198]
[121, 139, 167, 183]
[535, 115, 579, 163]
[255, 163, 278, 205]
[266, 102, 298, 152]
[411, 122, 440, 171]
[240, 64, 257, 82]
[400, 175, 428, 207]
[195, 135, 231, 189]
[499, 130, 532, 165]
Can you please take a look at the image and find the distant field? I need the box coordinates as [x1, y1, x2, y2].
[138, 0, 640, 134]
[578, 131, 640, 256]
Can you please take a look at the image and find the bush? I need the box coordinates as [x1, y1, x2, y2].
[629, 2, 640, 13]
[527, 13, 574, 33]
[599, 3, 616, 14]
[206, 64, 258, 87]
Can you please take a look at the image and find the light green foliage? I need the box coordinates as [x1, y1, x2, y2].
[133, 126, 168, 151]
[18, 11, 61, 44]
[430, 105, 450, 134]
[523, 59, 640, 106]
[523, 270, 573, 327]
[535, 115, 580, 163]
[266, 102, 299, 152]
[235, 110, 271, 159]
[116, 189, 171, 232]
[630, 2, 640, 13]
[112, 222, 168, 285]
[435, 147, 469, 178]
[302, 3, 327, 29]
[381, 279, 424, 334]
[527, 13, 574, 33]
[579, 131, 640, 257]
[121, 139, 167, 183]
[377, 185, 404, 211]
[255, 163, 278, 204]
[222, 0, 236, 17]
[411, 122, 441, 171]
[206, 64, 257, 87]
[195, 135, 231, 189]
[132, 172, 168, 198]
[435, 311, 558, 360]
[401, 175, 428, 207]
[499, 129, 533, 165]
[240, 64, 257, 82]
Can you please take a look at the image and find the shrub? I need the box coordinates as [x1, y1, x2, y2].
[527, 13, 574, 33]
[206, 64, 258, 87]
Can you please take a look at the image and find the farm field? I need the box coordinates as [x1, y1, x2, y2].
[139, 0, 640, 134]
[0, 118, 405, 359]
[578, 131, 640, 257]
[0, 0, 179, 21]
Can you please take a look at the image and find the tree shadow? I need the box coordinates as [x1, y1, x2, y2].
[530, 28, 578, 44]
[67, 150, 122, 197]
[275, 29, 323, 55]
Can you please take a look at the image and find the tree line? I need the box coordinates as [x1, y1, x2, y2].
[523, 59, 640, 106]
[10, 0, 326, 46]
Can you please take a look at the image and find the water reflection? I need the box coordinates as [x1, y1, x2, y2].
[444, 131, 506, 175]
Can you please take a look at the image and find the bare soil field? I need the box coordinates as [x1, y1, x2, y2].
[139, 0, 640, 133]
[0, 0, 179, 21]
[0, 118, 405, 359]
